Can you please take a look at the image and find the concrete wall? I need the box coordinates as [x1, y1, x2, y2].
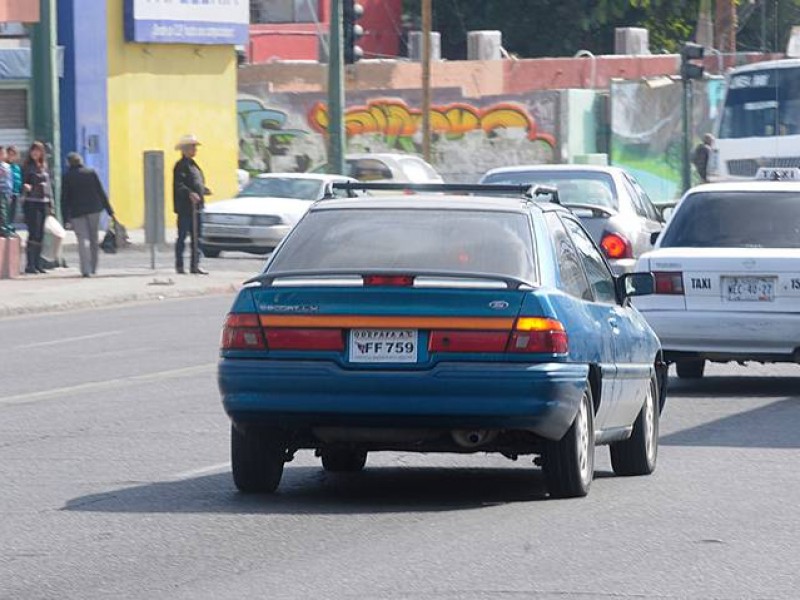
[237, 86, 562, 182]
[106, 0, 239, 227]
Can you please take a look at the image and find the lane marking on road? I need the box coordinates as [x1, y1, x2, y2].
[0, 363, 216, 408]
[172, 462, 231, 480]
[16, 330, 124, 350]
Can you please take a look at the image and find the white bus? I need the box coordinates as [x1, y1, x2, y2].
[711, 59, 800, 181]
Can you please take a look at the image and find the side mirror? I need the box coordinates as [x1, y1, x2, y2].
[650, 231, 661, 246]
[655, 202, 676, 222]
[618, 272, 655, 299]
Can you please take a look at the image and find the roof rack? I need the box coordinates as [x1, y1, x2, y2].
[324, 182, 560, 204]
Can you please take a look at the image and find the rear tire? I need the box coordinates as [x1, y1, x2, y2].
[610, 373, 659, 476]
[543, 386, 595, 499]
[676, 359, 705, 379]
[231, 424, 285, 493]
[202, 248, 221, 258]
[321, 448, 367, 472]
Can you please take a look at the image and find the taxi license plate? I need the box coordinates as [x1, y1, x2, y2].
[723, 276, 776, 302]
[349, 329, 418, 363]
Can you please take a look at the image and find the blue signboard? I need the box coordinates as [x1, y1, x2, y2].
[124, 0, 249, 45]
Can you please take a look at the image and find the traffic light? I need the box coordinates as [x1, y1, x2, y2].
[344, 0, 364, 64]
[680, 42, 705, 80]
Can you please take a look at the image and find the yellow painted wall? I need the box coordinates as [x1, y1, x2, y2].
[106, 0, 238, 228]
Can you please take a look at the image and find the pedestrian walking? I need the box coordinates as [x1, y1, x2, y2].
[0, 146, 11, 237]
[22, 141, 54, 274]
[6, 145, 23, 232]
[692, 133, 715, 183]
[61, 152, 115, 277]
[173, 134, 211, 275]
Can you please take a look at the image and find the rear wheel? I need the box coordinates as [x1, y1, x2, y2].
[321, 448, 368, 472]
[542, 386, 595, 499]
[231, 424, 285, 493]
[610, 373, 659, 476]
[676, 359, 705, 379]
[202, 248, 221, 258]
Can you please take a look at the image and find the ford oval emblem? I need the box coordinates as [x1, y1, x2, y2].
[489, 300, 510, 310]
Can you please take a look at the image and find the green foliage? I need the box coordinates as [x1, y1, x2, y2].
[402, 0, 700, 58]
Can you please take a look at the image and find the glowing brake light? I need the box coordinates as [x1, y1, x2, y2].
[600, 232, 633, 259]
[221, 314, 266, 350]
[508, 317, 568, 354]
[363, 275, 415, 287]
[653, 271, 684, 295]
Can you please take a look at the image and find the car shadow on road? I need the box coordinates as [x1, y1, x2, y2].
[663, 398, 800, 449]
[62, 466, 569, 515]
[667, 375, 799, 399]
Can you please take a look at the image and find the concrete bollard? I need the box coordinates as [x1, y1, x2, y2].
[0, 236, 21, 279]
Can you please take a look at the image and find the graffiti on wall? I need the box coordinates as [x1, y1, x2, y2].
[238, 97, 323, 173]
[237, 91, 561, 181]
[308, 99, 556, 153]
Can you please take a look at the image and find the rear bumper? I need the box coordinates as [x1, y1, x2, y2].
[219, 360, 589, 441]
[641, 309, 800, 360]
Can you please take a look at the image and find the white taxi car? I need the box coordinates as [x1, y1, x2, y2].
[634, 180, 800, 378]
[200, 173, 356, 257]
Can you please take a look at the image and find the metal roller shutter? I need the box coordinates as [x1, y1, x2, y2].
[0, 87, 30, 149]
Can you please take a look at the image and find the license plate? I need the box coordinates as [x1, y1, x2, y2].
[349, 329, 418, 363]
[723, 276, 776, 302]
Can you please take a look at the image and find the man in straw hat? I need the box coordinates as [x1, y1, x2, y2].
[173, 134, 211, 274]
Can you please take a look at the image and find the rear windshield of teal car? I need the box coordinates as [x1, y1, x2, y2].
[660, 192, 800, 248]
[268, 208, 537, 281]
[482, 170, 618, 210]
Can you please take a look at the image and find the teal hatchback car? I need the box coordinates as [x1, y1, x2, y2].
[218, 184, 665, 499]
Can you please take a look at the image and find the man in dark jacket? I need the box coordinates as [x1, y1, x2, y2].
[173, 134, 211, 275]
[61, 152, 114, 277]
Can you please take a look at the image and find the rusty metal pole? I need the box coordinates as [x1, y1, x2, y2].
[421, 0, 432, 162]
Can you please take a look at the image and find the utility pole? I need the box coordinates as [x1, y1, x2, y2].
[761, 0, 767, 53]
[30, 0, 61, 216]
[327, 0, 346, 175]
[421, 0, 432, 162]
[715, 0, 737, 54]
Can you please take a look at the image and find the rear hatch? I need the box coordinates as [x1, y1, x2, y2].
[223, 203, 568, 367]
[652, 188, 800, 312]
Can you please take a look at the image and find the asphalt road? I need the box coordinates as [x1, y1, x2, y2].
[1, 295, 799, 599]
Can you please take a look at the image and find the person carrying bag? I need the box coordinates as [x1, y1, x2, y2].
[61, 152, 115, 278]
[22, 141, 54, 274]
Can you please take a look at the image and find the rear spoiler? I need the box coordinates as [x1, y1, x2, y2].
[247, 269, 535, 290]
[325, 182, 560, 204]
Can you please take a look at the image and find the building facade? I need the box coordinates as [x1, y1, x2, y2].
[57, 0, 244, 227]
[249, 0, 402, 62]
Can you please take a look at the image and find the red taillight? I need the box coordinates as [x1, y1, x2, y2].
[508, 317, 568, 354]
[363, 275, 415, 287]
[653, 271, 684, 295]
[221, 313, 266, 350]
[265, 328, 344, 351]
[429, 331, 510, 353]
[600, 232, 633, 259]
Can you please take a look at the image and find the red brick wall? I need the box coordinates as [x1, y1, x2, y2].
[0, 0, 39, 22]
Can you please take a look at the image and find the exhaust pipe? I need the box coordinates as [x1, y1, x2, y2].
[451, 429, 498, 449]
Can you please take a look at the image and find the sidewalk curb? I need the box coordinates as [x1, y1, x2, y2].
[0, 282, 242, 319]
